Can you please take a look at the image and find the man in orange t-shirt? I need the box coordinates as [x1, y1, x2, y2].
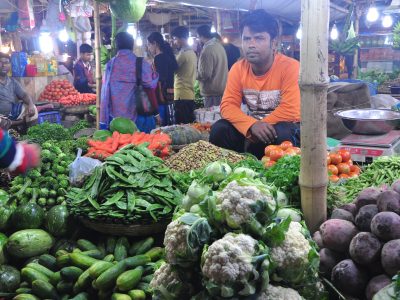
[210, 9, 301, 159]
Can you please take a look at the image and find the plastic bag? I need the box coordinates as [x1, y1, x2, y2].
[69, 149, 102, 186]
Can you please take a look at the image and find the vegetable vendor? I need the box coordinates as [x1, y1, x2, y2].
[0, 53, 38, 131]
[100, 32, 159, 132]
[73, 44, 95, 94]
[210, 10, 300, 159]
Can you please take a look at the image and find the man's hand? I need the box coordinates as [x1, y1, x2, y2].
[249, 121, 277, 144]
[155, 114, 161, 126]
[27, 103, 36, 117]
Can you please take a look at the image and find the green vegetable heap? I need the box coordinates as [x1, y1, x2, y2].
[67, 144, 183, 223]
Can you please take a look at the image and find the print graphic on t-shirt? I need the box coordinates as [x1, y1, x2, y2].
[243, 89, 281, 119]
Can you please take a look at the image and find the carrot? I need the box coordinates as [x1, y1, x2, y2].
[111, 131, 120, 152]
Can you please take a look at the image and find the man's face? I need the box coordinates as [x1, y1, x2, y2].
[81, 52, 92, 63]
[147, 42, 157, 56]
[172, 37, 184, 49]
[0, 57, 11, 76]
[242, 26, 274, 65]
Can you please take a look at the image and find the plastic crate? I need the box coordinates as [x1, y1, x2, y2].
[38, 111, 61, 124]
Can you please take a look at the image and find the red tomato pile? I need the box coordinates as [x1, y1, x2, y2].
[261, 141, 301, 168]
[58, 93, 96, 106]
[328, 149, 361, 183]
[38, 80, 79, 102]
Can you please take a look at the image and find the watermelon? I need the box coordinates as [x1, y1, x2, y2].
[110, 117, 137, 134]
[93, 130, 112, 141]
[45, 205, 70, 237]
[7, 229, 54, 258]
[0, 233, 7, 265]
[110, 0, 147, 22]
[0, 265, 20, 292]
[11, 203, 45, 230]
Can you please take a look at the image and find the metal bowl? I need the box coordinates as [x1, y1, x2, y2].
[334, 109, 400, 135]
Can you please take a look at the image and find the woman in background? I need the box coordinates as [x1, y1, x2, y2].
[147, 32, 178, 126]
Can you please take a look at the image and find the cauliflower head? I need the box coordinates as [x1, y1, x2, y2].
[201, 233, 270, 298]
[257, 284, 303, 300]
[164, 219, 190, 264]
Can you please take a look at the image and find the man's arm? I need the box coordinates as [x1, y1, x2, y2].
[197, 47, 213, 82]
[13, 80, 35, 116]
[73, 63, 91, 93]
[220, 63, 257, 137]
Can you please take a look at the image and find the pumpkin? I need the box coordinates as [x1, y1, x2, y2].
[158, 125, 202, 145]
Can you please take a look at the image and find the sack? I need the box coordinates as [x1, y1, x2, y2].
[135, 57, 157, 116]
[69, 149, 102, 187]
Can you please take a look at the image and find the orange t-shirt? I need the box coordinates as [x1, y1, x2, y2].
[220, 53, 300, 137]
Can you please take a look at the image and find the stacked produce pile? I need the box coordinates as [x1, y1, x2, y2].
[67, 144, 182, 223]
[150, 161, 326, 299]
[152, 125, 205, 146]
[165, 140, 245, 172]
[314, 181, 400, 300]
[58, 93, 96, 106]
[262, 141, 301, 168]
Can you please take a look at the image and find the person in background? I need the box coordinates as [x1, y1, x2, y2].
[224, 43, 241, 70]
[197, 25, 228, 108]
[100, 32, 159, 132]
[0, 53, 37, 131]
[0, 129, 40, 174]
[73, 43, 95, 93]
[57, 55, 74, 83]
[210, 9, 301, 159]
[171, 26, 197, 124]
[147, 32, 179, 126]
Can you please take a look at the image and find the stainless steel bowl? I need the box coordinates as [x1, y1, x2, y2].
[334, 109, 400, 135]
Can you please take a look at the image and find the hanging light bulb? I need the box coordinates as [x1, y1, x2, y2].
[0, 45, 10, 54]
[382, 15, 393, 28]
[136, 31, 143, 47]
[296, 24, 302, 40]
[58, 28, 69, 42]
[367, 6, 379, 22]
[223, 37, 229, 43]
[39, 32, 54, 53]
[188, 32, 194, 46]
[211, 24, 217, 33]
[330, 24, 339, 40]
[127, 23, 137, 39]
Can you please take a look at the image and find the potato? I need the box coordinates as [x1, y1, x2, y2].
[355, 204, 378, 232]
[339, 203, 357, 216]
[355, 187, 382, 211]
[381, 239, 400, 276]
[312, 231, 324, 249]
[331, 259, 369, 297]
[319, 248, 343, 277]
[391, 179, 400, 194]
[320, 219, 358, 252]
[371, 212, 400, 241]
[377, 190, 400, 214]
[331, 208, 355, 223]
[349, 232, 381, 265]
[365, 274, 391, 300]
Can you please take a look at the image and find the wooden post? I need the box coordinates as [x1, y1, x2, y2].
[93, 1, 102, 129]
[299, 0, 330, 232]
[352, 5, 361, 79]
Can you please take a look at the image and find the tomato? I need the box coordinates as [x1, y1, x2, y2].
[329, 153, 342, 165]
[327, 154, 331, 165]
[338, 149, 351, 162]
[337, 163, 350, 175]
[280, 141, 293, 151]
[264, 160, 276, 168]
[348, 172, 358, 178]
[347, 159, 353, 166]
[291, 147, 301, 154]
[350, 165, 361, 175]
[328, 164, 339, 175]
[265, 145, 279, 157]
[339, 173, 349, 179]
[269, 148, 284, 161]
[284, 148, 298, 156]
[329, 175, 340, 183]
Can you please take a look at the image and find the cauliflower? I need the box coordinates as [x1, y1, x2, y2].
[201, 233, 270, 298]
[163, 213, 212, 267]
[257, 284, 303, 300]
[270, 221, 313, 284]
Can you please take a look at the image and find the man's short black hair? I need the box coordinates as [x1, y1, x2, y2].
[115, 32, 134, 51]
[79, 43, 93, 54]
[240, 9, 279, 40]
[197, 25, 212, 39]
[0, 53, 10, 60]
[171, 26, 189, 39]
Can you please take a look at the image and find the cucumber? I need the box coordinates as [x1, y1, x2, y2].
[141, 274, 153, 284]
[15, 287, 32, 294]
[144, 247, 164, 262]
[56, 280, 73, 294]
[106, 237, 117, 254]
[135, 237, 154, 255]
[56, 254, 71, 268]
[49, 271, 61, 286]
[123, 255, 151, 268]
[55, 250, 68, 257]
[73, 248, 82, 253]
[128, 240, 144, 256]
[21, 267, 49, 284]
[31, 279, 59, 299]
[60, 266, 83, 281]
[128, 289, 146, 300]
[60, 295, 69, 300]
[13, 294, 39, 300]
[38, 254, 57, 271]
[103, 254, 114, 262]
[97, 240, 106, 257]
[19, 282, 29, 288]
[72, 269, 91, 294]
[98, 290, 112, 300]
[69, 292, 89, 300]
[89, 261, 114, 279]
[94, 261, 127, 291]
[26, 263, 55, 278]
[114, 237, 129, 261]
[116, 266, 143, 292]
[111, 293, 131, 300]
[77, 239, 98, 251]
[80, 249, 104, 259]
[137, 282, 150, 293]
[70, 252, 99, 269]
